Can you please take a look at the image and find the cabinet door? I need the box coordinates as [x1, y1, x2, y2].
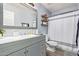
[8, 48, 26, 56]
[40, 41, 46, 56]
[8, 41, 46, 56]
[26, 40, 46, 56]
[27, 43, 42, 56]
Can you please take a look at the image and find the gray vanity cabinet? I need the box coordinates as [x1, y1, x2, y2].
[8, 40, 46, 56]
[0, 35, 46, 56]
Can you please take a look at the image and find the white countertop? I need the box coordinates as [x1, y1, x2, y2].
[0, 35, 40, 44]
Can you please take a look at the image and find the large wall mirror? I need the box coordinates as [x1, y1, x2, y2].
[3, 3, 37, 29]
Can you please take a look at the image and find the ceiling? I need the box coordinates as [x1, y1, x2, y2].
[41, 3, 77, 13]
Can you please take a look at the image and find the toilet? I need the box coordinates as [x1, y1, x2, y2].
[45, 34, 58, 52]
[46, 41, 58, 52]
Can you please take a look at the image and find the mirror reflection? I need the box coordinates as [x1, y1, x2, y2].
[3, 3, 37, 28]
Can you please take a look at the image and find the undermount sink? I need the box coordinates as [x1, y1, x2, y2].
[0, 35, 40, 44]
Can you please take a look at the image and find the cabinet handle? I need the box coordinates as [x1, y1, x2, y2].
[24, 50, 29, 56]
[24, 50, 28, 53]
[24, 51, 26, 54]
[27, 49, 29, 52]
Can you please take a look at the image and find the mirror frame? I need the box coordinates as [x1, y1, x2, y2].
[2, 3, 38, 29]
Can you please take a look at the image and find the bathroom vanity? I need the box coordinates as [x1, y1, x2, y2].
[0, 35, 46, 56]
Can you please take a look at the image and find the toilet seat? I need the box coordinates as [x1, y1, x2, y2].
[47, 41, 58, 46]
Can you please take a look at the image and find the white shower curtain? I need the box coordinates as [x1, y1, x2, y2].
[48, 13, 77, 45]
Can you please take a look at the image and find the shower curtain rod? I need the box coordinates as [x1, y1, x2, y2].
[48, 9, 79, 21]
[51, 9, 79, 17]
